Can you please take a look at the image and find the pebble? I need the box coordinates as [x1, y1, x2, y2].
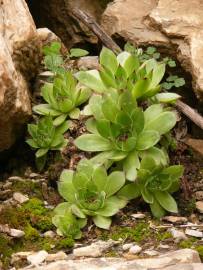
[11, 252, 33, 264]
[131, 213, 146, 219]
[43, 231, 55, 238]
[185, 229, 203, 238]
[196, 201, 203, 214]
[27, 250, 48, 265]
[129, 245, 142, 254]
[29, 173, 40, 178]
[195, 191, 203, 201]
[10, 229, 25, 238]
[8, 176, 23, 181]
[122, 243, 134, 251]
[170, 228, 187, 242]
[13, 192, 29, 204]
[162, 216, 187, 224]
[158, 244, 170, 249]
[46, 251, 67, 262]
[144, 250, 160, 256]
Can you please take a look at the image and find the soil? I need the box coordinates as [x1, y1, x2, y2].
[0, 113, 203, 269]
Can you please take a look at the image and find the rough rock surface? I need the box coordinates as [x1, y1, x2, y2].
[0, 0, 41, 151]
[19, 249, 201, 270]
[28, 0, 104, 48]
[101, 0, 203, 100]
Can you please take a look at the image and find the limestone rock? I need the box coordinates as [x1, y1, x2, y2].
[185, 229, 203, 238]
[162, 216, 188, 224]
[73, 240, 118, 258]
[196, 201, 203, 213]
[27, 250, 48, 266]
[13, 192, 29, 204]
[101, 0, 168, 46]
[129, 245, 142, 255]
[101, 0, 203, 100]
[19, 249, 201, 270]
[0, 0, 41, 151]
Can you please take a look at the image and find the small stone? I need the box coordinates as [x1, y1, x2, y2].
[11, 251, 33, 264]
[185, 229, 203, 238]
[158, 244, 170, 249]
[131, 213, 146, 219]
[27, 250, 48, 265]
[29, 173, 40, 178]
[10, 229, 25, 238]
[73, 240, 118, 258]
[170, 228, 187, 242]
[43, 231, 55, 238]
[129, 245, 142, 254]
[195, 191, 203, 201]
[8, 176, 23, 181]
[196, 201, 203, 214]
[13, 192, 29, 204]
[122, 243, 134, 251]
[162, 216, 187, 224]
[144, 250, 160, 256]
[46, 251, 67, 262]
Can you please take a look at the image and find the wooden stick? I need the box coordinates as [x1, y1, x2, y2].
[70, 8, 203, 130]
[71, 9, 121, 54]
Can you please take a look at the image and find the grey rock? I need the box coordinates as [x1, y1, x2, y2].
[13, 192, 29, 204]
[129, 245, 142, 254]
[46, 251, 67, 262]
[43, 231, 56, 238]
[10, 229, 25, 238]
[73, 240, 118, 258]
[19, 249, 201, 270]
[27, 250, 48, 266]
[170, 228, 187, 242]
[131, 213, 146, 219]
[122, 243, 134, 251]
[163, 216, 188, 224]
[185, 229, 203, 238]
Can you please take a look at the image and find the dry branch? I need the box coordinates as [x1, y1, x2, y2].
[70, 8, 203, 130]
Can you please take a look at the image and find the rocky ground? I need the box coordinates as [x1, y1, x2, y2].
[0, 140, 203, 270]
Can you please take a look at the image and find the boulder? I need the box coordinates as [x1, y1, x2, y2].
[101, 0, 203, 100]
[0, 0, 41, 151]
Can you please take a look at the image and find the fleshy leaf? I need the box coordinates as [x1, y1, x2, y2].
[75, 134, 112, 152]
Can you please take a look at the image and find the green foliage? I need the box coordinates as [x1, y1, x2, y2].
[33, 71, 91, 124]
[162, 75, 185, 90]
[75, 47, 173, 101]
[75, 90, 176, 181]
[26, 116, 68, 170]
[53, 159, 127, 237]
[124, 43, 185, 91]
[119, 157, 183, 218]
[27, 42, 185, 235]
[43, 42, 89, 73]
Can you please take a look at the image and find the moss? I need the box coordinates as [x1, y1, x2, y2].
[110, 222, 151, 243]
[33, 215, 54, 232]
[195, 245, 203, 260]
[0, 206, 27, 228]
[105, 250, 118, 257]
[178, 238, 196, 249]
[12, 180, 42, 198]
[0, 234, 13, 269]
[156, 231, 172, 241]
[24, 225, 40, 241]
[55, 237, 75, 249]
[21, 198, 47, 216]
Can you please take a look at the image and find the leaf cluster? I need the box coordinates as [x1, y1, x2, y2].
[53, 159, 126, 238]
[26, 43, 184, 237]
